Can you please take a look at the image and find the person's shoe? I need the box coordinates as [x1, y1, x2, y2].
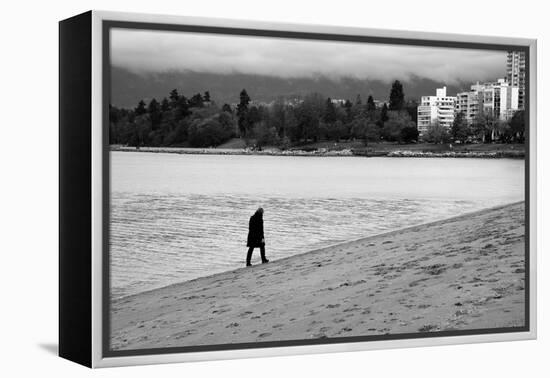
[246, 263, 252, 267]
[262, 259, 269, 264]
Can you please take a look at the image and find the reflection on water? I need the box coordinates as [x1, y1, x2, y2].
[110, 152, 524, 299]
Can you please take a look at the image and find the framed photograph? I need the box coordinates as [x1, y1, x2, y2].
[59, 10, 537, 368]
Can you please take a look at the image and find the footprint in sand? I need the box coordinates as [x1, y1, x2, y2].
[174, 330, 194, 339]
[343, 305, 360, 313]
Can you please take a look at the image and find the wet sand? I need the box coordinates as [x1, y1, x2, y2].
[111, 202, 526, 350]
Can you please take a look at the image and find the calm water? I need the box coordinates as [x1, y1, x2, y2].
[110, 152, 524, 299]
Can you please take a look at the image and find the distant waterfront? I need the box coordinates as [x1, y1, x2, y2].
[110, 142, 525, 159]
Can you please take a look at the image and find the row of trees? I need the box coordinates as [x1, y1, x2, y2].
[234, 81, 421, 148]
[109, 89, 235, 148]
[109, 81, 422, 148]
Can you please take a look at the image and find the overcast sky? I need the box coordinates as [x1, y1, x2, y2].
[111, 28, 507, 84]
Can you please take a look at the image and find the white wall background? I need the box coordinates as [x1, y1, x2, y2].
[0, 0, 547, 376]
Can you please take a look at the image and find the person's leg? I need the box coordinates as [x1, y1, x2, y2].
[246, 247, 254, 266]
[260, 245, 268, 263]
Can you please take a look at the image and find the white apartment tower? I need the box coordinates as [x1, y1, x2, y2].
[506, 51, 526, 110]
[417, 86, 456, 135]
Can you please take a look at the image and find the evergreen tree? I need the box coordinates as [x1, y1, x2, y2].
[169, 89, 179, 107]
[389, 80, 405, 111]
[236, 89, 251, 136]
[204, 91, 211, 102]
[135, 100, 147, 116]
[355, 94, 362, 105]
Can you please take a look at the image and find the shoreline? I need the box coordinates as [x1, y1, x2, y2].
[111, 202, 526, 350]
[110, 145, 525, 159]
[112, 201, 524, 303]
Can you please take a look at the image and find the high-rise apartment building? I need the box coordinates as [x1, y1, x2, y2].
[506, 51, 526, 110]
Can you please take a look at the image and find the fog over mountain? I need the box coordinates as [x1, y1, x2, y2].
[111, 67, 478, 109]
[110, 28, 506, 109]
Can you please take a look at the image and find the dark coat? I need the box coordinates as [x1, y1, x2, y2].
[247, 212, 264, 247]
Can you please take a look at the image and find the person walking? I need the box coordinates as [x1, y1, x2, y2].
[246, 207, 269, 266]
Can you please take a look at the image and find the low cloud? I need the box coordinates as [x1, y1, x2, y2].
[111, 28, 506, 84]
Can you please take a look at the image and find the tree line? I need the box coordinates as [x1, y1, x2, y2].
[109, 81, 420, 148]
[109, 80, 525, 149]
[109, 89, 237, 148]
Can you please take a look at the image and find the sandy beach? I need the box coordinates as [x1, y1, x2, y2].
[111, 202, 525, 351]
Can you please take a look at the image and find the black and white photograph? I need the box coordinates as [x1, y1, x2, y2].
[105, 23, 529, 354]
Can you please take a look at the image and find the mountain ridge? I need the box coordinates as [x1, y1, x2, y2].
[111, 66, 477, 109]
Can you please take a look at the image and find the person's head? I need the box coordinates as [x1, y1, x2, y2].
[256, 207, 264, 216]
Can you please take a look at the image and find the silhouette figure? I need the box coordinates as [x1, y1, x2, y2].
[246, 207, 269, 266]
